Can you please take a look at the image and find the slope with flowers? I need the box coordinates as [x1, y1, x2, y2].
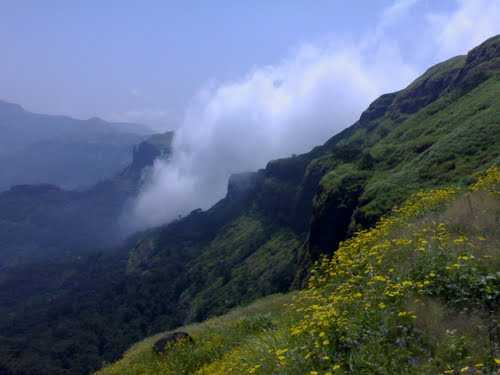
[5, 36, 500, 375]
[97, 166, 500, 374]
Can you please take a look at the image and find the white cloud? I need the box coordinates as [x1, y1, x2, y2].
[379, 0, 419, 30]
[124, 0, 500, 231]
[428, 0, 500, 60]
[130, 88, 141, 97]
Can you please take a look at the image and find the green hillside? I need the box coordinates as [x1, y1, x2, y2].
[96, 166, 500, 374]
[1, 36, 500, 375]
[96, 35, 500, 374]
[121, 35, 500, 330]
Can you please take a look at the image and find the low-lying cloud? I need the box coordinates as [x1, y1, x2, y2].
[125, 0, 500, 231]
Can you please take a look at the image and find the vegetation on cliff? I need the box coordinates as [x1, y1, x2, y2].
[97, 166, 500, 375]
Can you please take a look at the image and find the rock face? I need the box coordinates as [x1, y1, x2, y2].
[120, 131, 174, 182]
[226, 171, 261, 200]
[153, 332, 194, 354]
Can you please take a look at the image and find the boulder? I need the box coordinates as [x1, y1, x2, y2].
[153, 331, 194, 354]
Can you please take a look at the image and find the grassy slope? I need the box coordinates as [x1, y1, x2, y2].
[364, 74, 500, 210]
[97, 166, 500, 375]
[92, 36, 500, 371]
[94, 293, 297, 375]
[311, 55, 500, 231]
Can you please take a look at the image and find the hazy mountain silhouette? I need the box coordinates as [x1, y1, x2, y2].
[0, 100, 153, 191]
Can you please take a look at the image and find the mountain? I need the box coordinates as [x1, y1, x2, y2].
[0, 101, 153, 191]
[0, 35, 499, 375]
[0, 131, 173, 267]
[123, 34, 500, 322]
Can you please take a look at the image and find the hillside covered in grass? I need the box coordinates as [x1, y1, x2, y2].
[2, 36, 500, 375]
[97, 166, 500, 374]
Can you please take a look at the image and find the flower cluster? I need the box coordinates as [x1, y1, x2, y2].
[162, 166, 500, 375]
[471, 165, 500, 195]
[284, 167, 500, 374]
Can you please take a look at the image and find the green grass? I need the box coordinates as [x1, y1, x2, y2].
[94, 293, 297, 375]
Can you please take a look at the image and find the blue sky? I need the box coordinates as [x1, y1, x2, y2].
[1, 0, 455, 129]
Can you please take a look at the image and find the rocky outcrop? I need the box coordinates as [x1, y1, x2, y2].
[120, 131, 174, 182]
[454, 34, 500, 92]
[227, 172, 261, 200]
[153, 332, 194, 354]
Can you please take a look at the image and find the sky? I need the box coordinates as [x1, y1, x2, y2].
[0, 0, 452, 130]
[2, 1, 500, 231]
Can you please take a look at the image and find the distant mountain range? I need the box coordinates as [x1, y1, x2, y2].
[0, 130, 173, 267]
[0, 100, 153, 191]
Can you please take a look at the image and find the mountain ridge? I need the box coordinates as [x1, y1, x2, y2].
[0, 131, 173, 268]
[0, 99, 153, 135]
[0, 99, 153, 191]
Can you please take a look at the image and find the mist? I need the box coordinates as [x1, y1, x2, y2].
[126, 45, 414, 230]
[126, 0, 500, 231]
